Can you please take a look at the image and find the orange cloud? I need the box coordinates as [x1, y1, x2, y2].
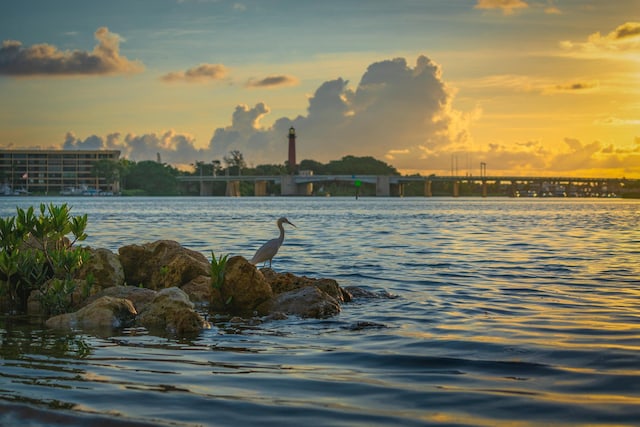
[245, 74, 299, 89]
[0, 27, 143, 77]
[474, 0, 528, 15]
[560, 22, 640, 57]
[160, 64, 228, 83]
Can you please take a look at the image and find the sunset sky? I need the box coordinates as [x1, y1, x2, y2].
[1, 0, 639, 177]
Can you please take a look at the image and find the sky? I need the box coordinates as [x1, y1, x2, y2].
[1, 0, 639, 178]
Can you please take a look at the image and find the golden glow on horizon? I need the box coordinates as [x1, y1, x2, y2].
[0, 3, 638, 178]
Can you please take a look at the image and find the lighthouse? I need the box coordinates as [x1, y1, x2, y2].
[288, 126, 297, 174]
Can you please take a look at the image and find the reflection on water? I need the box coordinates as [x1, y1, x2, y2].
[1, 197, 640, 426]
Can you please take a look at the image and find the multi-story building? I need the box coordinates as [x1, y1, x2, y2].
[0, 149, 120, 195]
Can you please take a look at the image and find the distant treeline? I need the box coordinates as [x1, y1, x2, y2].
[93, 154, 401, 196]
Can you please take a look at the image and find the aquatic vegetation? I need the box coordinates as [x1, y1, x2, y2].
[0, 203, 90, 315]
[209, 251, 229, 291]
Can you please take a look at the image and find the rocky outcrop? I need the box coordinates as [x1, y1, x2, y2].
[119, 240, 210, 290]
[137, 287, 209, 335]
[45, 296, 137, 332]
[38, 240, 373, 336]
[181, 275, 212, 303]
[219, 256, 273, 316]
[213, 258, 349, 319]
[265, 286, 341, 318]
[83, 285, 157, 312]
[76, 247, 125, 292]
[47, 286, 207, 335]
[261, 269, 351, 303]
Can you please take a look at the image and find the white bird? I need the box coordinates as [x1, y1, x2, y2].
[250, 217, 296, 267]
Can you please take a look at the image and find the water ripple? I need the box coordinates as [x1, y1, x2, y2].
[1, 197, 640, 426]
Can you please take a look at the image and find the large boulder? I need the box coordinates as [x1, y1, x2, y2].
[118, 240, 210, 290]
[264, 286, 341, 318]
[219, 256, 272, 316]
[76, 247, 125, 292]
[45, 296, 137, 332]
[181, 275, 212, 303]
[82, 285, 157, 313]
[137, 287, 209, 335]
[261, 269, 350, 303]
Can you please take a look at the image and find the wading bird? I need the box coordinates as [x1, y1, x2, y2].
[250, 217, 296, 267]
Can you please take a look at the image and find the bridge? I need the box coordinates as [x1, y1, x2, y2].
[177, 174, 636, 197]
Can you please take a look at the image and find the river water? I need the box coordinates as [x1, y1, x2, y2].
[1, 196, 639, 426]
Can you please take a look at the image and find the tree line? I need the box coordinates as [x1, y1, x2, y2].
[92, 153, 400, 196]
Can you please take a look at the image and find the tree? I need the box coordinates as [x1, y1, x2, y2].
[299, 159, 326, 175]
[126, 161, 180, 195]
[325, 155, 399, 175]
[91, 159, 120, 190]
[223, 150, 246, 176]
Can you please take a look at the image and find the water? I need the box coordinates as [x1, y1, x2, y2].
[1, 197, 639, 426]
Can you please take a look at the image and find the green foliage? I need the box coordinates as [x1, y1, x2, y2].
[91, 159, 121, 183]
[325, 155, 399, 175]
[125, 160, 181, 195]
[0, 203, 90, 315]
[38, 278, 77, 316]
[209, 251, 229, 290]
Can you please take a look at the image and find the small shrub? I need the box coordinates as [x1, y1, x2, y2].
[0, 203, 90, 315]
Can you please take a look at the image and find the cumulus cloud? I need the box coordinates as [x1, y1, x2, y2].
[160, 63, 228, 83]
[474, 0, 528, 15]
[0, 27, 143, 77]
[63, 130, 204, 165]
[245, 74, 299, 88]
[57, 53, 638, 177]
[205, 55, 464, 171]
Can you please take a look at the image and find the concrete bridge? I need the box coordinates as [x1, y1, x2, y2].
[177, 174, 635, 197]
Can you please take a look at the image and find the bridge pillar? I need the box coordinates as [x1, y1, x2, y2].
[281, 175, 297, 196]
[482, 180, 487, 198]
[453, 181, 460, 197]
[425, 180, 432, 197]
[376, 176, 390, 196]
[225, 181, 240, 197]
[390, 183, 404, 197]
[200, 181, 214, 196]
[254, 180, 267, 196]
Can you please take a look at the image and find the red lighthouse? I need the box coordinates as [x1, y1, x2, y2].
[288, 126, 297, 174]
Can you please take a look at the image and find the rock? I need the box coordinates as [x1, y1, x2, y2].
[219, 256, 272, 316]
[137, 287, 209, 335]
[119, 240, 210, 290]
[76, 247, 125, 292]
[264, 286, 341, 318]
[82, 285, 157, 313]
[181, 275, 211, 303]
[45, 296, 137, 332]
[261, 269, 349, 303]
[343, 286, 396, 299]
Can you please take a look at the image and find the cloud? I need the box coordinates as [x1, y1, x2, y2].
[463, 74, 598, 94]
[202, 55, 471, 173]
[545, 80, 599, 94]
[0, 27, 143, 77]
[56, 54, 638, 177]
[560, 22, 640, 58]
[62, 130, 204, 165]
[245, 74, 299, 89]
[594, 116, 640, 126]
[160, 63, 228, 83]
[474, 0, 528, 15]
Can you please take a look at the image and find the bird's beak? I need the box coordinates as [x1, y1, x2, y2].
[288, 220, 296, 228]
